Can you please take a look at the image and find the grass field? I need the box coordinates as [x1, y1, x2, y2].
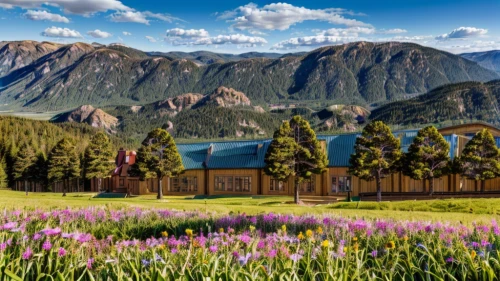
[0, 190, 496, 225]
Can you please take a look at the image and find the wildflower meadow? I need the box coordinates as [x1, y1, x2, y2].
[0, 207, 499, 280]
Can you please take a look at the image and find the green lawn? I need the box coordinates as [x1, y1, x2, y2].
[1, 190, 498, 225]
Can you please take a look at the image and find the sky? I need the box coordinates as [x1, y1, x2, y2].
[0, 0, 499, 54]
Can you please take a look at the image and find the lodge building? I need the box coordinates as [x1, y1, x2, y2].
[90, 122, 500, 200]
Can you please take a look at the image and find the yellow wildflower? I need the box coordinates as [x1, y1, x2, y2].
[353, 243, 359, 252]
[219, 228, 224, 233]
[281, 225, 287, 233]
[249, 225, 256, 232]
[471, 250, 477, 259]
[316, 226, 323, 234]
[403, 235, 408, 242]
[298, 232, 305, 240]
[158, 244, 165, 250]
[321, 240, 330, 248]
[343, 247, 348, 253]
[306, 229, 313, 238]
[161, 231, 168, 237]
[185, 229, 193, 238]
[385, 241, 395, 250]
[352, 237, 358, 242]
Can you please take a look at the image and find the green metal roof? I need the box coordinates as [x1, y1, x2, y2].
[176, 140, 270, 170]
[177, 131, 464, 170]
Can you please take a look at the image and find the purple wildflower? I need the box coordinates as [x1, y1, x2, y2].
[58, 247, 67, 257]
[87, 258, 94, 269]
[209, 245, 218, 253]
[22, 247, 33, 260]
[290, 253, 303, 262]
[42, 240, 52, 251]
[446, 257, 454, 263]
[371, 250, 378, 258]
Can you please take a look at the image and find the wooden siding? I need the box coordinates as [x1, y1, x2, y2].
[208, 169, 261, 195]
[438, 123, 500, 137]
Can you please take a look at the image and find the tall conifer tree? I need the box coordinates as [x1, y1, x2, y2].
[48, 138, 81, 196]
[456, 128, 500, 192]
[264, 116, 327, 204]
[403, 126, 451, 195]
[12, 144, 37, 194]
[84, 132, 114, 192]
[348, 121, 402, 202]
[134, 128, 184, 199]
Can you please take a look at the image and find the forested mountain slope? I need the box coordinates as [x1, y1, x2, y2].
[0, 41, 497, 111]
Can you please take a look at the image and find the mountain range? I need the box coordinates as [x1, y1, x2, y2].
[0, 40, 498, 112]
[461, 50, 500, 73]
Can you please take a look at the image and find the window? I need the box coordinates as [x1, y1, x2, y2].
[300, 177, 315, 193]
[215, 176, 251, 192]
[270, 179, 286, 192]
[170, 176, 198, 192]
[331, 176, 352, 193]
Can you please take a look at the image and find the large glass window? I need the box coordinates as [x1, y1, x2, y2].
[331, 176, 352, 193]
[215, 176, 251, 192]
[170, 176, 198, 192]
[270, 179, 286, 192]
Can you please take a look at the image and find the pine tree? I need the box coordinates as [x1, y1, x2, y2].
[48, 138, 81, 196]
[402, 126, 451, 195]
[456, 128, 500, 192]
[12, 144, 37, 194]
[264, 116, 327, 204]
[84, 132, 114, 192]
[32, 152, 48, 191]
[348, 121, 402, 202]
[134, 128, 184, 199]
[0, 157, 8, 188]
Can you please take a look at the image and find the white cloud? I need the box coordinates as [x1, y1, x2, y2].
[209, 34, 267, 45]
[24, 10, 70, 23]
[166, 28, 209, 38]
[436, 27, 488, 40]
[320, 27, 375, 37]
[379, 28, 407, 34]
[0, 0, 131, 16]
[169, 33, 267, 47]
[438, 40, 500, 54]
[219, 3, 370, 32]
[272, 35, 360, 50]
[110, 11, 180, 25]
[41, 26, 83, 38]
[110, 11, 149, 24]
[122, 31, 132, 36]
[87, 29, 112, 38]
[145, 36, 157, 43]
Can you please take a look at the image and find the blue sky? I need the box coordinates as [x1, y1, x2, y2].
[0, 0, 498, 54]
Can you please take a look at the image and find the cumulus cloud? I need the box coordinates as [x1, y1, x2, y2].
[0, 0, 130, 16]
[41, 26, 83, 38]
[436, 27, 488, 40]
[122, 31, 132, 36]
[110, 10, 180, 25]
[219, 3, 370, 32]
[145, 36, 157, 43]
[166, 28, 209, 38]
[272, 35, 360, 50]
[87, 29, 112, 38]
[24, 10, 70, 23]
